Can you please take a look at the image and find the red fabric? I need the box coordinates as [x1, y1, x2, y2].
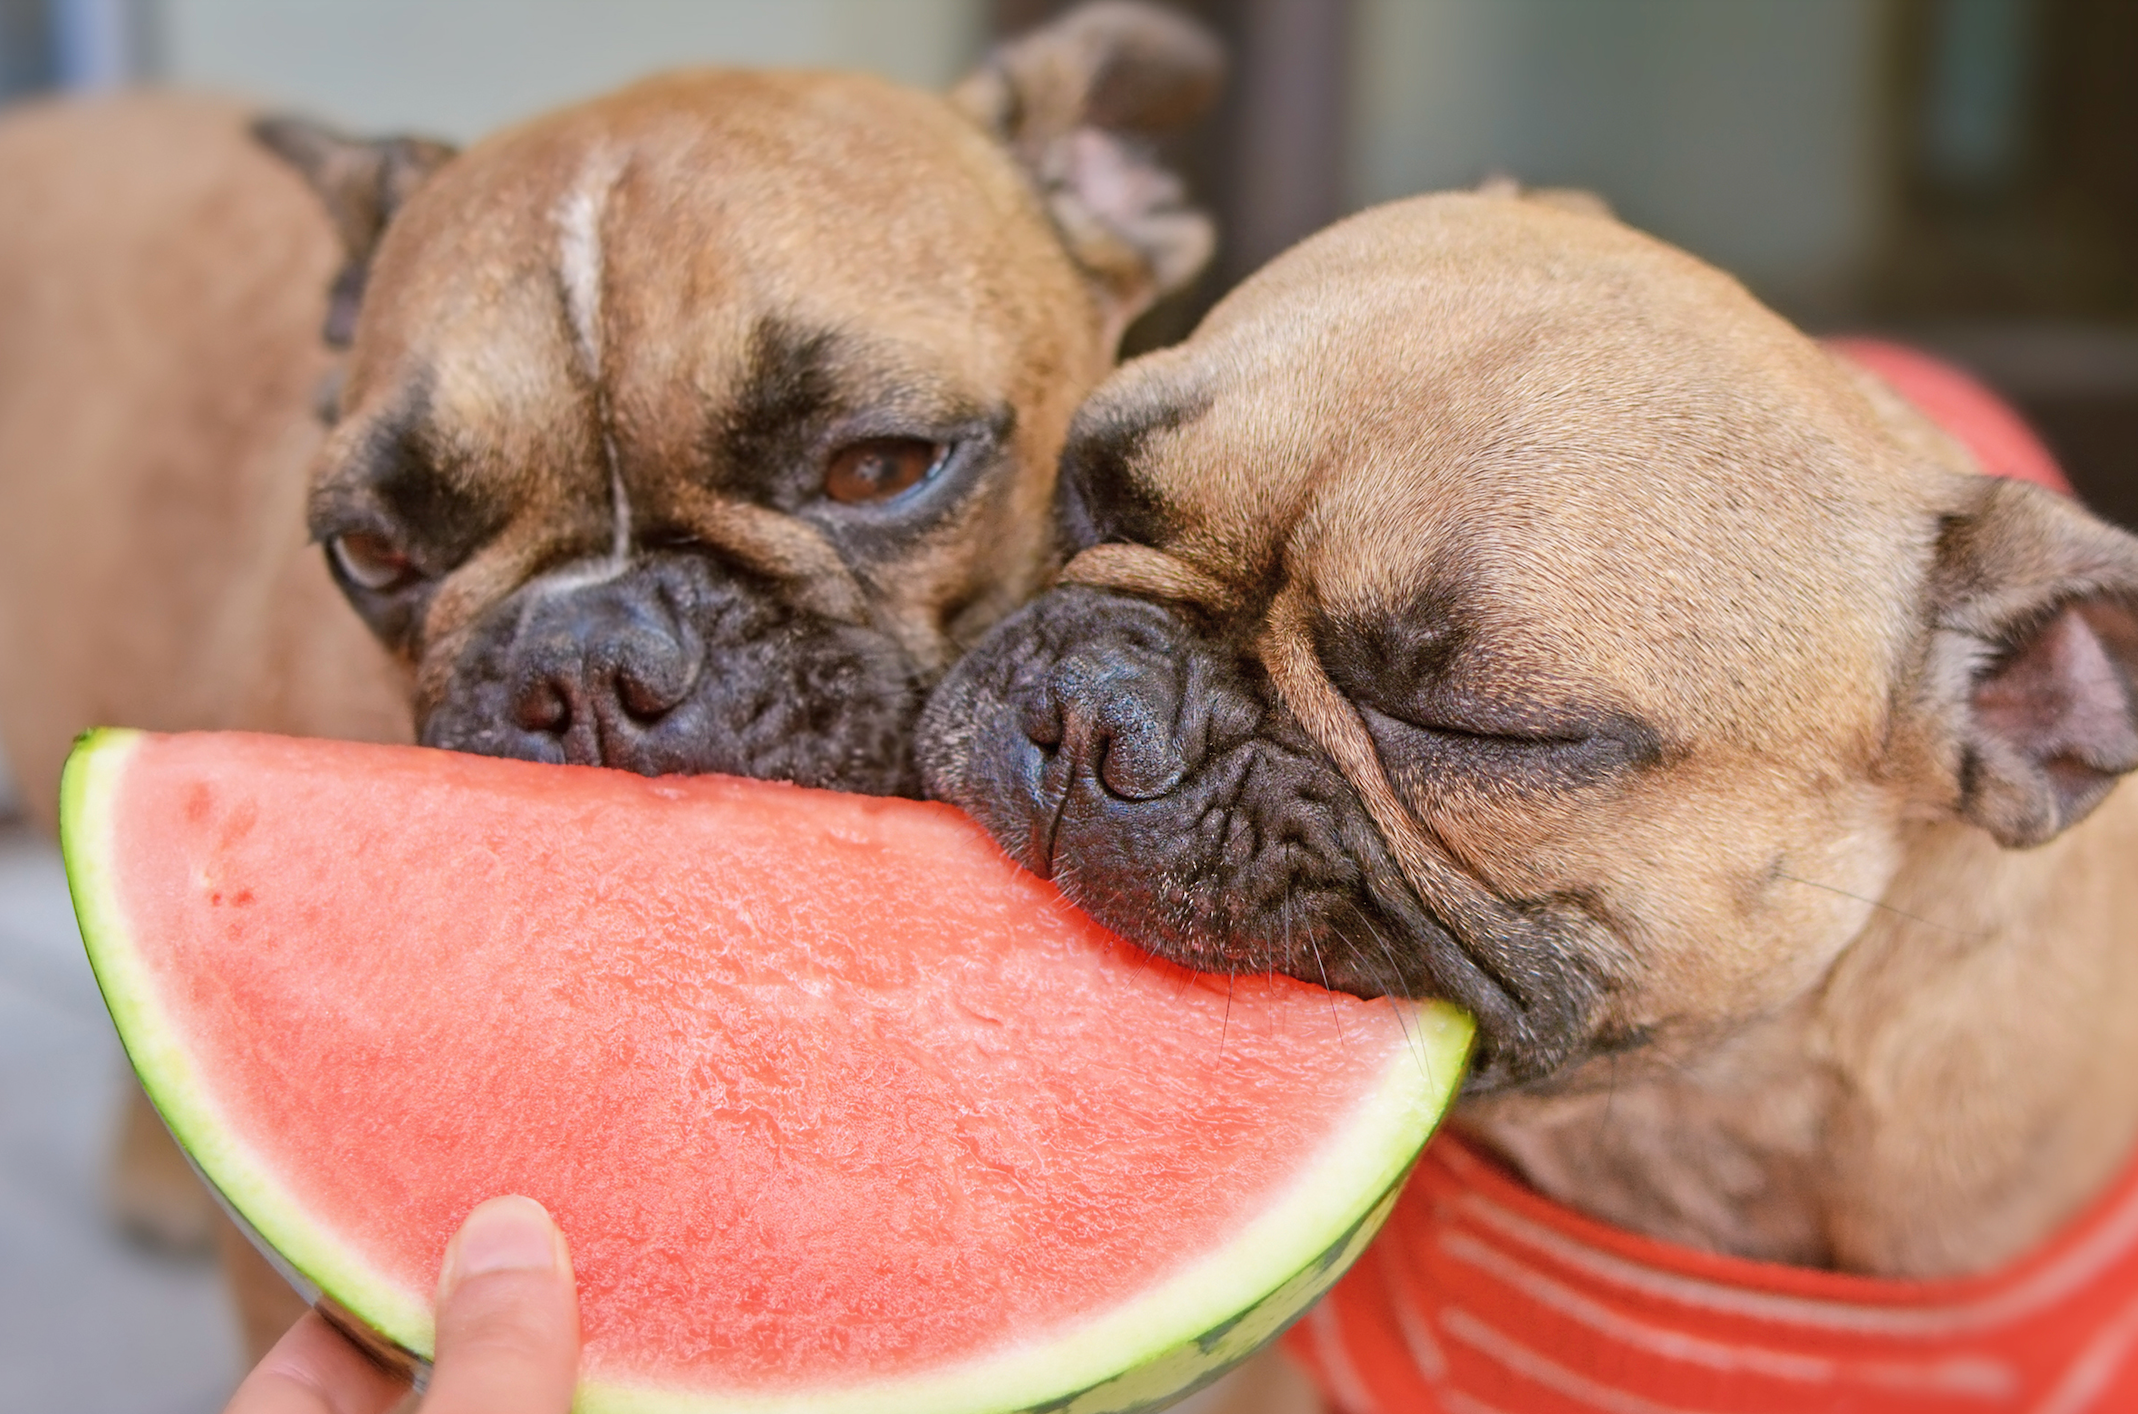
[1281, 347, 2131, 1413]
[1284, 1135, 2138, 1413]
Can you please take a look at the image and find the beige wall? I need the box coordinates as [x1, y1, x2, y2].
[1348, 0, 1885, 315]
[157, 0, 985, 141]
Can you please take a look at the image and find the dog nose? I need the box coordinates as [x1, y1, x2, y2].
[508, 580, 700, 763]
[1027, 660, 1189, 802]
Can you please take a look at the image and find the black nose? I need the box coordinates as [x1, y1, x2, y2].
[420, 553, 925, 792]
[504, 576, 701, 765]
[919, 587, 1265, 886]
[1026, 653, 1190, 803]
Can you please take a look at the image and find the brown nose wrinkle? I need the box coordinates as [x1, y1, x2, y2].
[417, 536, 562, 666]
[1056, 542, 1230, 606]
[663, 483, 868, 625]
[1259, 581, 1503, 953]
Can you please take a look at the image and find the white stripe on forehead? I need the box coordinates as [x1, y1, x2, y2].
[553, 147, 633, 568]
[555, 148, 621, 378]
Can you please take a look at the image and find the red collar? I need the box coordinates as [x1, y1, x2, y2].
[1283, 346, 2129, 1412]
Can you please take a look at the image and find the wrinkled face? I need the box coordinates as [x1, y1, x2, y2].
[923, 195, 1966, 1088]
[309, 73, 1108, 795]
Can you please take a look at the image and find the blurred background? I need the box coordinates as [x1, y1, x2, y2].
[1, 1, 2132, 1410]
[3, 0, 2131, 509]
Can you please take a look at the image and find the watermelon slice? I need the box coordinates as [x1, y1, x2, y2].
[62, 729, 1470, 1413]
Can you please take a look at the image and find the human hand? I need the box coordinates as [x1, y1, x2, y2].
[223, 1195, 580, 1414]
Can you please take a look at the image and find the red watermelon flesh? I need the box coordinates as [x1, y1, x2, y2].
[64, 730, 1470, 1413]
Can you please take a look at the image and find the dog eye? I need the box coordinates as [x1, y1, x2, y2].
[1357, 704, 1658, 798]
[328, 531, 418, 591]
[823, 438, 944, 504]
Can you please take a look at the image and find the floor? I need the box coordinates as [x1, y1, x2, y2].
[0, 805, 243, 1414]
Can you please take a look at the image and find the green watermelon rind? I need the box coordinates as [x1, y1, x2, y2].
[63, 726, 1474, 1414]
[65, 728, 440, 1354]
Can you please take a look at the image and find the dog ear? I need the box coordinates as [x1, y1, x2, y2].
[1919, 477, 2138, 847]
[251, 115, 458, 348]
[952, 0, 1223, 342]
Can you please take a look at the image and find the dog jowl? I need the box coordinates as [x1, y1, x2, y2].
[258, 1, 1223, 794]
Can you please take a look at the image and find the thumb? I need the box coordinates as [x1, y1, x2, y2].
[420, 1196, 580, 1414]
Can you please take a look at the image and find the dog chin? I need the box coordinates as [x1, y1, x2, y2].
[417, 551, 924, 796]
[917, 584, 1600, 1088]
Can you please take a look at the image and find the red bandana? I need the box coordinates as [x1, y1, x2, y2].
[1282, 344, 2138, 1412]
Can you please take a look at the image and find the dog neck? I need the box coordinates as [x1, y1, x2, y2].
[1459, 780, 2138, 1279]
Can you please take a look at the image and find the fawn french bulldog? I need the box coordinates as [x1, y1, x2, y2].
[0, 0, 1220, 1363]
[923, 190, 2138, 1409]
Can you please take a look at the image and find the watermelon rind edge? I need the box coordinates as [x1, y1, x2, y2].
[62, 728, 438, 1358]
[62, 727, 1473, 1414]
[576, 1002, 1472, 1414]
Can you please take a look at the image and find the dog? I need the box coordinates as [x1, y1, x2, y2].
[0, 0, 1220, 1364]
[920, 190, 2138, 1409]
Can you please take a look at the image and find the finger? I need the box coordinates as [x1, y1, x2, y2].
[420, 1195, 580, 1414]
[223, 1310, 407, 1414]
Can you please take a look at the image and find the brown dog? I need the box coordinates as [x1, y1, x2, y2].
[922, 190, 2138, 1401]
[0, 0, 1218, 1362]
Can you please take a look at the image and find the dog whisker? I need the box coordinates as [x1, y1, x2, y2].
[1291, 885, 1347, 1052]
[1056, 861, 1155, 983]
[1361, 913, 1433, 1082]
[1774, 869, 1985, 942]
[1220, 968, 1234, 1065]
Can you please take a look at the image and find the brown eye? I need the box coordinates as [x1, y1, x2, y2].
[328, 531, 416, 591]
[823, 438, 944, 505]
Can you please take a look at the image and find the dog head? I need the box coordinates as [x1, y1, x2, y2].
[255, 1, 1220, 795]
[921, 192, 2138, 1090]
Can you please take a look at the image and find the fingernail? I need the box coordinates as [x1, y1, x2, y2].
[448, 1196, 559, 1282]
